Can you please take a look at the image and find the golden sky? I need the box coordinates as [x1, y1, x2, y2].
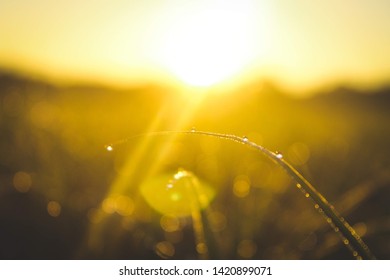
[1, 0, 390, 92]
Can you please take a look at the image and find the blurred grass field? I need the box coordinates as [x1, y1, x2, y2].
[0, 71, 389, 259]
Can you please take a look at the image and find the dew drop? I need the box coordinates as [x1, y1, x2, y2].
[166, 179, 175, 189]
[275, 151, 283, 159]
[190, 127, 196, 132]
[334, 227, 340, 232]
[314, 204, 319, 209]
[242, 136, 248, 142]
[326, 217, 332, 223]
[343, 239, 350, 245]
[106, 145, 113, 152]
[174, 169, 188, 180]
[305, 193, 310, 198]
[353, 251, 358, 257]
[296, 183, 302, 189]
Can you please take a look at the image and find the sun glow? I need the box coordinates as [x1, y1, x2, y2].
[2, 1, 389, 92]
[159, 3, 256, 87]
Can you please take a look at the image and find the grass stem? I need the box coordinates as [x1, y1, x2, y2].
[107, 130, 376, 259]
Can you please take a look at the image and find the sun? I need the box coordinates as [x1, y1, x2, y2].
[159, 5, 255, 87]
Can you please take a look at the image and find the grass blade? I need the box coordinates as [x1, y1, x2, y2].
[107, 130, 376, 259]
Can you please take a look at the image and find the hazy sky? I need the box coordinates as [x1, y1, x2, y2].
[1, 0, 390, 91]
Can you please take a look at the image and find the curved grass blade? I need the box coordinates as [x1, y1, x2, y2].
[106, 130, 376, 260]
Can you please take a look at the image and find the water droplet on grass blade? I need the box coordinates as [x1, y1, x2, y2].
[106, 145, 113, 152]
[242, 136, 248, 142]
[275, 151, 283, 159]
